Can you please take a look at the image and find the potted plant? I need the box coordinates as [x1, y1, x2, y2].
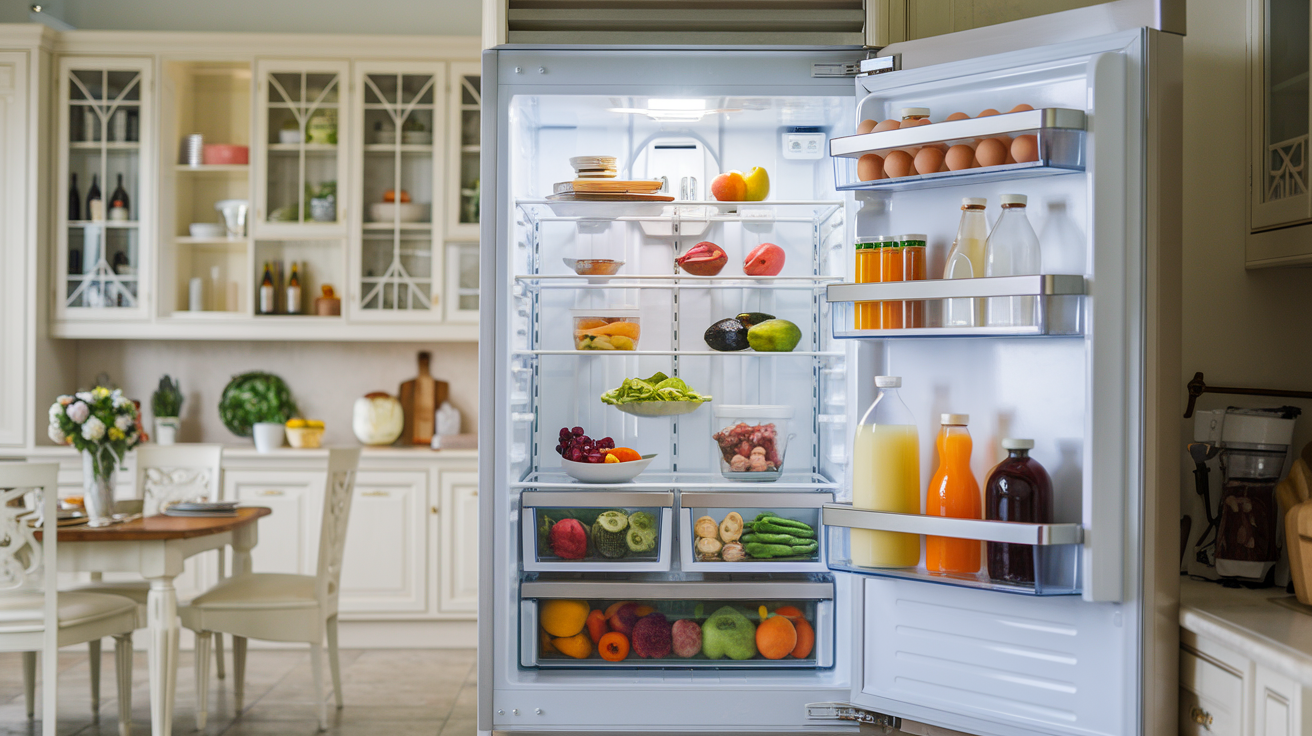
[48, 387, 143, 526]
[151, 375, 183, 445]
[219, 371, 298, 453]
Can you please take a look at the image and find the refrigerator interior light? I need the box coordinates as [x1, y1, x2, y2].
[608, 98, 741, 122]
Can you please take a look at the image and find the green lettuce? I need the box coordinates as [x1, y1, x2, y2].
[600, 371, 710, 405]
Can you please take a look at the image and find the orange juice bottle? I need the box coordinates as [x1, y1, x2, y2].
[901, 234, 927, 328]
[925, 413, 982, 574]
[854, 240, 876, 329]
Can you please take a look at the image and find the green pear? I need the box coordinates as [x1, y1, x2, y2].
[743, 166, 770, 201]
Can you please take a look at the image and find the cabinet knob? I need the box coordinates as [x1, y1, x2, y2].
[1190, 706, 1212, 728]
[258, 489, 284, 497]
[430, 506, 439, 515]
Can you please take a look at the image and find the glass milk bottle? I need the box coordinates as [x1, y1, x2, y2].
[944, 198, 988, 326]
[851, 375, 921, 568]
[985, 193, 1042, 327]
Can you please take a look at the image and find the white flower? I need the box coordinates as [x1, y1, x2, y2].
[75, 391, 93, 403]
[67, 401, 90, 423]
[114, 414, 132, 431]
[48, 422, 65, 444]
[49, 403, 64, 421]
[81, 416, 105, 441]
[57, 395, 73, 406]
[112, 390, 131, 409]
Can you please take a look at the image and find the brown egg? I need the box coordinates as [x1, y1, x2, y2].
[1009, 103, 1035, 113]
[945, 144, 975, 171]
[873, 119, 902, 134]
[883, 150, 914, 178]
[1011, 134, 1039, 163]
[857, 119, 878, 135]
[975, 138, 1007, 167]
[857, 153, 885, 181]
[977, 108, 1001, 117]
[946, 112, 970, 121]
[914, 147, 945, 175]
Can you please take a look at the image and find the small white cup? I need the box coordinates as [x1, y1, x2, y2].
[252, 422, 285, 453]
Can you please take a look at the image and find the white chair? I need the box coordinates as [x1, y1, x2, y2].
[182, 447, 361, 731]
[74, 443, 228, 704]
[1, 462, 137, 736]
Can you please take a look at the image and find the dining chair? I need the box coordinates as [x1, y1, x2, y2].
[74, 443, 228, 707]
[182, 447, 361, 730]
[1, 462, 137, 736]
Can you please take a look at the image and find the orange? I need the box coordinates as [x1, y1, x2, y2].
[756, 614, 797, 660]
[540, 599, 590, 638]
[553, 632, 593, 659]
[540, 629, 557, 655]
[774, 605, 805, 620]
[609, 447, 642, 463]
[599, 631, 630, 661]
[585, 610, 608, 644]
[791, 617, 815, 659]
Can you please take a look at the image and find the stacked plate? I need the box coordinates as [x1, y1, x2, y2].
[163, 500, 240, 518]
[570, 155, 618, 178]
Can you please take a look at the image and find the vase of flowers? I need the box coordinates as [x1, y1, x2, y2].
[49, 387, 142, 527]
[151, 375, 183, 445]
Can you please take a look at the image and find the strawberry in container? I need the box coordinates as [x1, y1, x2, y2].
[711, 405, 794, 482]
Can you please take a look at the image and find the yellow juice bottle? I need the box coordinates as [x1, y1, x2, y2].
[850, 375, 921, 568]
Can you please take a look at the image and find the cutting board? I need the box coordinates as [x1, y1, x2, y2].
[399, 351, 448, 446]
[555, 179, 664, 194]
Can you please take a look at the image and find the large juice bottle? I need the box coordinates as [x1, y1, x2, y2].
[851, 375, 921, 568]
[985, 194, 1042, 327]
[944, 198, 988, 327]
[925, 414, 982, 573]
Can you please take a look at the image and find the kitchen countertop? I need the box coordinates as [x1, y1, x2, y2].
[2, 445, 477, 460]
[1180, 577, 1312, 685]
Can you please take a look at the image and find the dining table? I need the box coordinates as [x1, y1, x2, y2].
[37, 506, 271, 736]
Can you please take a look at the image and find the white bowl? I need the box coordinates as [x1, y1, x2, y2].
[189, 223, 227, 239]
[560, 454, 656, 484]
[369, 202, 426, 223]
[612, 401, 705, 417]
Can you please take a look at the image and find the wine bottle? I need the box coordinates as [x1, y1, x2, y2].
[259, 262, 275, 314]
[286, 262, 302, 314]
[69, 172, 81, 221]
[87, 174, 103, 222]
[109, 173, 129, 221]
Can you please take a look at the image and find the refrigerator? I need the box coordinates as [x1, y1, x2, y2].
[477, 9, 1182, 735]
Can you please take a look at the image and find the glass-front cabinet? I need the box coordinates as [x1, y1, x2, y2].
[255, 60, 350, 238]
[448, 63, 480, 240]
[56, 57, 153, 319]
[352, 62, 446, 319]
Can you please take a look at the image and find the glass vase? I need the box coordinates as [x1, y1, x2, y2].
[81, 448, 117, 527]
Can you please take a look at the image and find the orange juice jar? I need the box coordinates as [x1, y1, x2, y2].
[900, 234, 927, 328]
[879, 238, 905, 329]
[854, 239, 881, 329]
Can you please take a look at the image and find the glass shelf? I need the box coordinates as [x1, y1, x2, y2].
[516, 350, 844, 358]
[512, 471, 839, 492]
[517, 199, 843, 221]
[174, 164, 248, 173]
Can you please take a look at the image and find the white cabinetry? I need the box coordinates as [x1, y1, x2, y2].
[1179, 628, 1312, 736]
[438, 468, 478, 614]
[339, 469, 429, 615]
[1254, 665, 1306, 736]
[225, 468, 324, 576]
[0, 50, 28, 446]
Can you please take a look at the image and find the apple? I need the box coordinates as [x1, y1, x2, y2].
[710, 171, 747, 202]
[743, 167, 769, 201]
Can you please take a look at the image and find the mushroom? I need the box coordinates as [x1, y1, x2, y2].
[719, 511, 744, 542]
[721, 542, 747, 562]
[694, 516, 719, 539]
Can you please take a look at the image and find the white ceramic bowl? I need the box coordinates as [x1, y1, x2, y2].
[560, 454, 657, 484]
[189, 223, 227, 239]
[369, 202, 426, 223]
[612, 401, 705, 417]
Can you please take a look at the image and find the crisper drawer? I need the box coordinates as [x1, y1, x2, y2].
[521, 491, 673, 572]
[520, 580, 833, 670]
[680, 492, 830, 572]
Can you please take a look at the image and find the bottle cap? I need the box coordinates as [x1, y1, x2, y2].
[940, 413, 969, 425]
[962, 197, 987, 208]
[875, 376, 902, 388]
[901, 233, 927, 245]
[1002, 438, 1035, 450]
[1000, 194, 1028, 206]
[899, 107, 931, 119]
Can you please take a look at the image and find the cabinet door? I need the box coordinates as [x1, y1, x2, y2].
[351, 61, 447, 320]
[0, 53, 27, 446]
[226, 469, 323, 575]
[338, 470, 429, 615]
[1254, 665, 1310, 736]
[438, 469, 478, 614]
[1250, 0, 1311, 231]
[56, 56, 153, 320]
[254, 60, 350, 238]
[444, 242, 479, 322]
[446, 63, 480, 241]
[1178, 647, 1245, 735]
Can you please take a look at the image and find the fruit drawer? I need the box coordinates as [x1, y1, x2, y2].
[519, 580, 834, 669]
[680, 492, 830, 572]
[521, 491, 674, 572]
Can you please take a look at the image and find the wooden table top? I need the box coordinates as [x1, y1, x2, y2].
[36, 506, 271, 542]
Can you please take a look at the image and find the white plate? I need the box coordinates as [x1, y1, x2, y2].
[560, 454, 657, 484]
[611, 400, 705, 417]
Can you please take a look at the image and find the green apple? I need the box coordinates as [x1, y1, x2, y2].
[743, 167, 770, 201]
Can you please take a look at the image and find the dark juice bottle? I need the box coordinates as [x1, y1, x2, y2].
[984, 439, 1053, 584]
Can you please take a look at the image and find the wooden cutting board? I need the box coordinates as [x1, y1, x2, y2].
[399, 351, 448, 445]
[555, 179, 664, 194]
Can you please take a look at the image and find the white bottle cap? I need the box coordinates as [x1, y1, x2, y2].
[940, 413, 969, 425]
[1002, 438, 1035, 450]
[899, 107, 931, 118]
[1000, 194, 1028, 206]
[962, 197, 987, 207]
[875, 376, 902, 388]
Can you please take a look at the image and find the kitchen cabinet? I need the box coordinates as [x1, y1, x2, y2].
[1254, 665, 1305, 736]
[225, 469, 324, 576]
[447, 63, 480, 241]
[0, 50, 28, 446]
[445, 241, 480, 322]
[338, 469, 430, 615]
[438, 468, 479, 614]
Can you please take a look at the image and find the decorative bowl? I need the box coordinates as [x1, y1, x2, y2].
[285, 426, 325, 449]
[560, 454, 657, 484]
[369, 202, 426, 223]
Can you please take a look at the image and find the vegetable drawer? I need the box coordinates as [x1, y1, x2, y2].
[521, 491, 673, 572]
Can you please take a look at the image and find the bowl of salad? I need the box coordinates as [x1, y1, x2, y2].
[600, 372, 711, 417]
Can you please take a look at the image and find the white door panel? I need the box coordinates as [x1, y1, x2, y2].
[338, 470, 428, 614]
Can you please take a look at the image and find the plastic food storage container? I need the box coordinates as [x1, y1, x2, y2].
[712, 405, 794, 481]
[680, 492, 829, 572]
[521, 491, 673, 572]
[572, 308, 641, 351]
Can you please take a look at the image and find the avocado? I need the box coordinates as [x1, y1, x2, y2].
[746, 319, 802, 352]
[704, 318, 749, 352]
[736, 312, 776, 328]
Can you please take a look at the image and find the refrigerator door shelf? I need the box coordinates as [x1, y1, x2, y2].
[830, 293, 1083, 339]
[512, 470, 840, 492]
[823, 505, 1082, 596]
[521, 491, 675, 572]
[680, 492, 833, 573]
[830, 108, 1085, 158]
[516, 274, 839, 293]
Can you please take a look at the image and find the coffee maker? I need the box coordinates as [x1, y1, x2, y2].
[1186, 406, 1300, 584]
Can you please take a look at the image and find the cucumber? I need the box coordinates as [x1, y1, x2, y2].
[755, 514, 812, 531]
[754, 521, 815, 538]
[743, 532, 803, 544]
[745, 542, 794, 558]
[789, 541, 819, 555]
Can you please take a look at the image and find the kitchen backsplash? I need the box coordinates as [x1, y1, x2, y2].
[72, 340, 478, 446]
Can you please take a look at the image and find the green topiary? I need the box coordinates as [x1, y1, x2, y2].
[151, 375, 183, 418]
[218, 372, 297, 437]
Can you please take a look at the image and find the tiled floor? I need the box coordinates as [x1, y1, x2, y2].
[0, 648, 477, 735]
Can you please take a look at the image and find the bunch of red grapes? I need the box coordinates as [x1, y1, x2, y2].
[556, 426, 615, 464]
